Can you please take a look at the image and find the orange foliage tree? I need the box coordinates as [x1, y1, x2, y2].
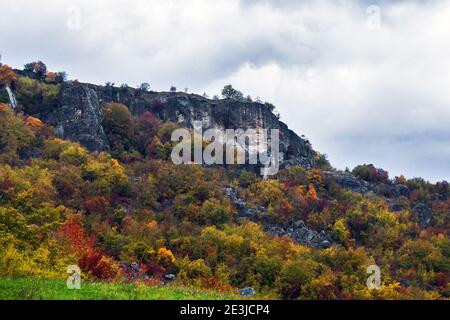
[0, 65, 17, 87]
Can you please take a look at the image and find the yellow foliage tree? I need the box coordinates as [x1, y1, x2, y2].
[157, 247, 176, 266]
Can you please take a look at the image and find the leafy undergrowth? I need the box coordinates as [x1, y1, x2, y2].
[0, 277, 241, 300]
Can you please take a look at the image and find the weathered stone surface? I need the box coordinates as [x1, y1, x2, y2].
[266, 221, 333, 248]
[324, 171, 361, 191]
[45, 82, 110, 151]
[395, 184, 411, 198]
[31, 80, 315, 167]
[164, 274, 176, 281]
[239, 287, 256, 297]
[390, 203, 408, 212]
[413, 203, 433, 228]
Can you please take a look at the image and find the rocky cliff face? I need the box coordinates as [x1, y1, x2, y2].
[28, 80, 316, 168]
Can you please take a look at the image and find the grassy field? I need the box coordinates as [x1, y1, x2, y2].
[0, 277, 241, 300]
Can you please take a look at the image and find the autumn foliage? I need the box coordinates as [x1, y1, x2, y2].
[0, 97, 448, 300]
[0, 65, 17, 87]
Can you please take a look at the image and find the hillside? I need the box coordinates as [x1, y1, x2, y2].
[0, 62, 448, 300]
[12, 68, 316, 169]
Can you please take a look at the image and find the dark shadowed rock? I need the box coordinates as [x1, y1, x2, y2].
[30, 80, 315, 168]
[413, 203, 433, 228]
[324, 171, 361, 191]
[395, 184, 411, 198]
[400, 279, 410, 288]
[431, 193, 446, 201]
[47, 82, 110, 151]
[390, 203, 408, 212]
[239, 287, 256, 297]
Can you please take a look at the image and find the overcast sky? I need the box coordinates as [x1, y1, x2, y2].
[1, 0, 449, 181]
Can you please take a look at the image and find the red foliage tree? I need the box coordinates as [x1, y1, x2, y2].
[133, 111, 160, 155]
[78, 250, 117, 280]
[57, 221, 94, 255]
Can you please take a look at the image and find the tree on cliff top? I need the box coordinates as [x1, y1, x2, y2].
[24, 61, 48, 80]
[221, 85, 243, 100]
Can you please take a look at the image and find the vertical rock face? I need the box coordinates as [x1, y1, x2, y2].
[47, 82, 109, 151]
[35, 80, 316, 167]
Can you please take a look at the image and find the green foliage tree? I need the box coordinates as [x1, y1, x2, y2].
[221, 85, 243, 100]
[102, 103, 133, 159]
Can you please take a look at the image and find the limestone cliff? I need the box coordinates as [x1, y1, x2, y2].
[20, 79, 316, 168]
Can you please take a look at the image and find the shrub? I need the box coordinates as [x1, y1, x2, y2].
[83, 196, 109, 215]
[238, 170, 256, 188]
[352, 164, 389, 183]
[79, 250, 118, 280]
[200, 199, 233, 226]
[0, 107, 35, 163]
[177, 257, 212, 280]
[332, 218, 350, 245]
[279, 257, 320, 299]
[157, 247, 176, 267]
[15, 76, 60, 114]
[60, 144, 88, 166]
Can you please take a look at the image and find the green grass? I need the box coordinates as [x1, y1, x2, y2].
[0, 277, 241, 300]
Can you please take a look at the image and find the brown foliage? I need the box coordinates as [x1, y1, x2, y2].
[0, 65, 17, 87]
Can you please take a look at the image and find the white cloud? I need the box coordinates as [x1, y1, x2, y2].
[0, 0, 448, 181]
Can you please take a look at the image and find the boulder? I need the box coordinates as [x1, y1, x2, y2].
[395, 184, 411, 198]
[239, 287, 256, 297]
[294, 220, 306, 229]
[390, 203, 408, 212]
[413, 203, 433, 228]
[319, 240, 332, 249]
[164, 274, 176, 282]
[324, 171, 361, 191]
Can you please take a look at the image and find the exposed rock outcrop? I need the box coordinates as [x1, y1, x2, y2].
[239, 287, 256, 297]
[226, 188, 334, 248]
[49, 82, 109, 151]
[413, 203, 433, 228]
[395, 184, 411, 198]
[27, 80, 315, 168]
[266, 221, 333, 249]
[324, 171, 363, 192]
